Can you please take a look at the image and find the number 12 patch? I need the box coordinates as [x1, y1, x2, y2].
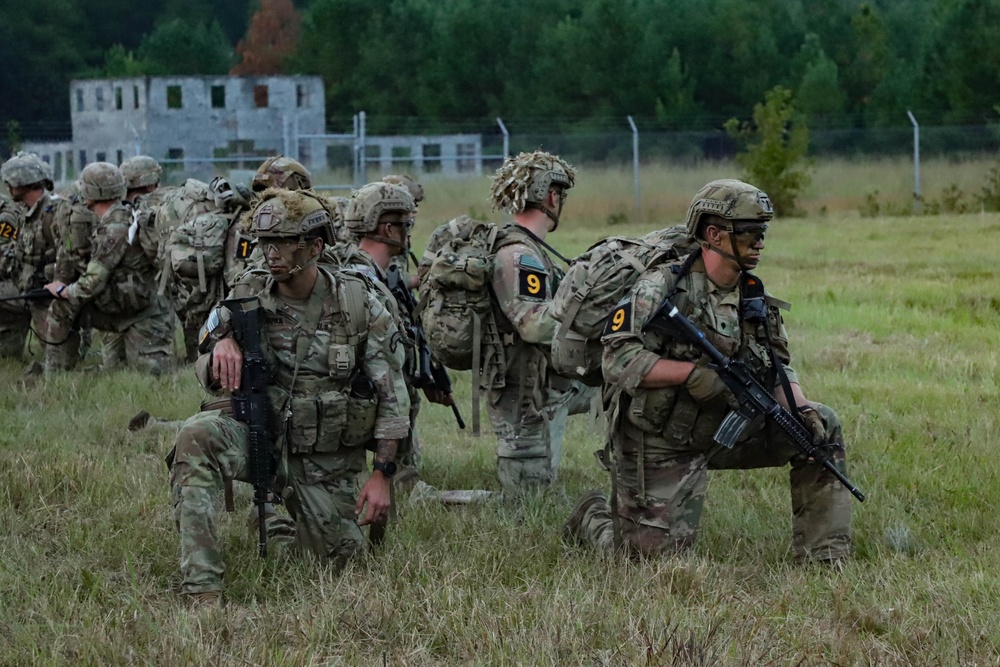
[604, 301, 633, 335]
[518, 267, 547, 300]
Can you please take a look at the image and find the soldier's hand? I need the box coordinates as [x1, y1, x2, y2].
[422, 387, 452, 406]
[797, 405, 826, 445]
[684, 365, 730, 405]
[45, 281, 68, 299]
[356, 472, 391, 526]
[212, 337, 243, 391]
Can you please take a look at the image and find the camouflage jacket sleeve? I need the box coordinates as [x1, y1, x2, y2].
[361, 291, 411, 440]
[601, 267, 674, 395]
[65, 208, 129, 303]
[491, 243, 558, 344]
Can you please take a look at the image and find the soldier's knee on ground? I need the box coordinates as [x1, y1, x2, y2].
[497, 456, 553, 493]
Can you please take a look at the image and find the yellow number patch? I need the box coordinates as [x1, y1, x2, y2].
[0, 222, 19, 240]
[604, 302, 633, 335]
[236, 238, 254, 259]
[518, 268, 547, 299]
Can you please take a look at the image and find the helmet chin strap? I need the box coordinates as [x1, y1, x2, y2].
[703, 230, 755, 271]
[525, 202, 560, 231]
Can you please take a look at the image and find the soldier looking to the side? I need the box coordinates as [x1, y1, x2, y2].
[341, 182, 454, 491]
[486, 151, 595, 493]
[43, 162, 174, 375]
[0, 152, 61, 358]
[564, 179, 852, 564]
[168, 188, 410, 606]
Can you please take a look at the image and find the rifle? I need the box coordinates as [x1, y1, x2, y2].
[0, 288, 54, 303]
[387, 264, 466, 429]
[224, 296, 277, 557]
[645, 297, 865, 502]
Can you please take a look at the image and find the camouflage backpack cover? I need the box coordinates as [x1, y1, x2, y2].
[154, 179, 234, 304]
[417, 215, 505, 373]
[550, 224, 699, 386]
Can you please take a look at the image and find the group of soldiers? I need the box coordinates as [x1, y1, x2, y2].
[1, 148, 854, 607]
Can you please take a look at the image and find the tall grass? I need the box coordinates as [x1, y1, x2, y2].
[3, 191, 1000, 663]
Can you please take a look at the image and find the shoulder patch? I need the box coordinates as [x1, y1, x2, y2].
[518, 263, 547, 299]
[235, 236, 255, 259]
[517, 253, 546, 272]
[604, 299, 634, 336]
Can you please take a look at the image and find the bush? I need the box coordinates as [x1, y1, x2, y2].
[724, 86, 813, 217]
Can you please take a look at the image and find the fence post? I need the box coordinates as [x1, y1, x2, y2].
[627, 115, 640, 212]
[907, 110, 921, 214]
[497, 117, 509, 160]
[358, 111, 367, 187]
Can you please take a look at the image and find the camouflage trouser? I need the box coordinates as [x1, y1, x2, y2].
[570, 402, 852, 561]
[0, 281, 49, 359]
[169, 409, 368, 595]
[45, 294, 174, 375]
[393, 387, 422, 492]
[487, 378, 596, 493]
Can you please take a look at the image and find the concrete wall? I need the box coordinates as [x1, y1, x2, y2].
[69, 75, 325, 175]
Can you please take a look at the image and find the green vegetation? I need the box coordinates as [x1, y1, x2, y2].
[4, 0, 1000, 140]
[4, 178, 1000, 663]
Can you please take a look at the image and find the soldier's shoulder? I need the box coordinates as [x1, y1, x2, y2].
[231, 268, 270, 296]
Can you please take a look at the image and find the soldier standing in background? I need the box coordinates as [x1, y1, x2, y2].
[0, 152, 61, 360]
[44, 162, 173, 375]
[486, 151, 594, 493]
[564, 180, 852, 564]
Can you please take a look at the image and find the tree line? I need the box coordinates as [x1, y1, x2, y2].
[2, 0, 999, 138]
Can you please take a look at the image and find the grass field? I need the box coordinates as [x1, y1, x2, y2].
[3, 164, 1000, 665]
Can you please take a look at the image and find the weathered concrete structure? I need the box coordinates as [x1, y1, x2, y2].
[68, 75, 325, 180]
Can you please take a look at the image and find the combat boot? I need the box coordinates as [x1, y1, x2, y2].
[562, 489, 607, 546]
[188, 591, 222, 608]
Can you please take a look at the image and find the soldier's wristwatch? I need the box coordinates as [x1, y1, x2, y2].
[373, 461, 397, 478]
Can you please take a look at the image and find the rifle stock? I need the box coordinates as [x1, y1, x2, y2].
[646, 297, 865, 502]
[223, 296, 277, 557]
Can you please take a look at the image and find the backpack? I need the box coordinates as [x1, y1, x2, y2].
[550, 224, 699, 386]
[154, 179, 232, 302]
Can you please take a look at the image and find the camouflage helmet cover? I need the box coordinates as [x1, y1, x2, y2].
[252, 155, 312, 192]
[250, 188, 331, 244]
[77, 162, 127, 201]
[490, 150, 576, 214]
[685, 179, 774, 237]
[120, 155, 162, 189]
[345, 182, 416, 235]
[1, 151, 54, 189]
[382, 173, 424, 203]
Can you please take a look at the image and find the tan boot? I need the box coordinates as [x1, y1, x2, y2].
[188, 591, 222, 608]
[562, 490, 607, 546]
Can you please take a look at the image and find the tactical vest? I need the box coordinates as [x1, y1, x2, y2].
[17, 194, 63, 290]
[91, 203, 157, 316]
[230, 267, 377, 454]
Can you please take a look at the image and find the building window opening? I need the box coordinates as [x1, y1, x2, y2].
[96, 87, 104, 112]
[167, 148, 184, 160]
[167, 85, 183, 109]
[253, 85, 269, 108]
[133, 85, 140, 109]
[96, 151, 107, 162]
[116, 150, 123, 165]
[211, 85, 226, 109]
[115, 87, 123, 110]
[296, 84, 311, 108]
[422, 144, 442, 173]
[76, 88, 84, 112]
[79, 150, 88, 168]
[457, 142, 477, 173]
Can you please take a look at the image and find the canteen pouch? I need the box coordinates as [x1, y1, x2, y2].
[342, 371, 378, 447]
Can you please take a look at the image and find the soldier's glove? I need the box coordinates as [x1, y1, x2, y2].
[684, 366, 732, 406]
[797, 405, 826, 445]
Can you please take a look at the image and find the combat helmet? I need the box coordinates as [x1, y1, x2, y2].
[345, 182, 416, 237]
[250, 188, 332, 245]
[252, 155, 312, 192]
[382, 174, 424, 204]
[120, 155, 162, 190]
[489, 150, 576, 216]
[685, 179, 774, 238]
[1, 152, 54, 189]
[78, 162, 127, 202]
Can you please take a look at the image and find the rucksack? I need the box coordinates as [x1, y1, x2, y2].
[550, 224, 699, 386]
[154, 179, 232, 302]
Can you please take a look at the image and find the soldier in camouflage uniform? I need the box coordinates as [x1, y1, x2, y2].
[382, 174, 423, 288]
[43, 162, 174, 375]
[486, 151, 595, 493]
[0, 152, 62, 358]
[340, 182, 455, 492]
[564, 180, 852, 564]
[103, 156, 171, 368]
[168, 189, 410, 605]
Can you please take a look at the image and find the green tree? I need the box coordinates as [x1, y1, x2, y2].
[136, 18, 234, 75]
[793, 35, 846, 126]
[725, 86, 812, 217]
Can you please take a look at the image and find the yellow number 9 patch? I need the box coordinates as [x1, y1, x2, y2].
[518, 268, 547, 299]
[603, 301, 633, 336]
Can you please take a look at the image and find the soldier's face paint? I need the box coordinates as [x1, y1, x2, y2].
[263, 237, 310, 281]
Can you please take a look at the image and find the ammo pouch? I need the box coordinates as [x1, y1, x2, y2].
[285, 390, 348, 454]
[342, 371, 378, 447]
[94, 272, 151, 315]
